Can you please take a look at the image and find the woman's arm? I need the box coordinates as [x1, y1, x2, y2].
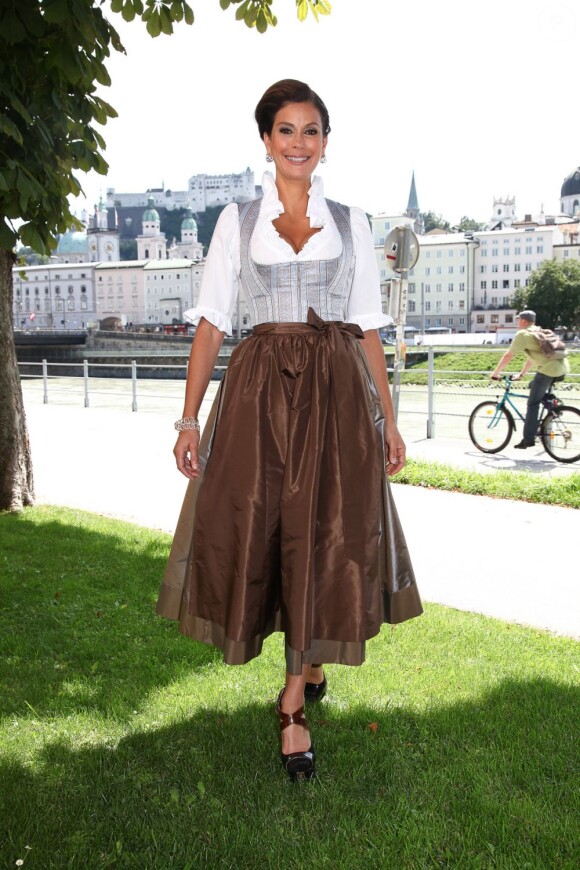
[174, 317, 225, 479]
[360, 329, 406, 475]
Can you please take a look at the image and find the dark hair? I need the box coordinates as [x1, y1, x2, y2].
[254, 79, 331, 139]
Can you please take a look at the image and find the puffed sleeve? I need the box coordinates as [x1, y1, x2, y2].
[183, 202, 240, 335]
[346, 207, 393, 330]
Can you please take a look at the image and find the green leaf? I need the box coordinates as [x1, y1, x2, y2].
[133, 0, 144, 14]
[0, 115, 23, 145]
[0, 218, 17, 250]
[256, 8, 268, 32]
[122, 3, 136, 23]
[110, 0, 124, 12]
[170, 1, 183, 22]
[235, 1, 249, 21]
[159, 6, 173, 34]
[297, 0, 308, 21]
[183, 2, 194, 25]
[220, 0, 231, 9]
[146, 13, 162, 36]
[20, 222, 47, 254]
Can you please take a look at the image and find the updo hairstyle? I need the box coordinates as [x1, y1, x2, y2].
[254, 79, 331, 140]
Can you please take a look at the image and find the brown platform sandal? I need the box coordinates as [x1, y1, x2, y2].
[275, 688, 316, 782]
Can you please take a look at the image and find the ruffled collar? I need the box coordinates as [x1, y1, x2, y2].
[260, 171, 328, 228]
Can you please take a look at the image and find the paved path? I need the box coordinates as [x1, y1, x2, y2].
[22, 382, 579, 639]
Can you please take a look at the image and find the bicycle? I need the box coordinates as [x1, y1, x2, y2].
[468, 375, 580, 463]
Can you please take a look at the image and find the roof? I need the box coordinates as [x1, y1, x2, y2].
[56, 230, 88, 254]
[561, 167, 580, 197]
[181, 208, 197, 230]
[142, 196, 160, 222]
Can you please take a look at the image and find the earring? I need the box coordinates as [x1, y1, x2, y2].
[265, 154, 273, 163]
[320, 155, 327, 164]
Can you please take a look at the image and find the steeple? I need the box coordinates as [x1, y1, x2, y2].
[406, 171, 419, 217]
[404, 171, 423, 235]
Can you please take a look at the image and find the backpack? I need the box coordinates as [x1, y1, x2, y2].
[534, 328, 568, 360]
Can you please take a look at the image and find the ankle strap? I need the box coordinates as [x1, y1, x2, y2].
[278, 705, 308, 732]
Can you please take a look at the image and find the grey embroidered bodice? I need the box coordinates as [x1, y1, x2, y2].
[238, 198, 355, 325]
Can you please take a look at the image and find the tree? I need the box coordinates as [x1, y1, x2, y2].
[0, 0, 331, 511]
[511, 260, 580, 332]
[420, 211, 451, 234]
[455, 216, 485, 233]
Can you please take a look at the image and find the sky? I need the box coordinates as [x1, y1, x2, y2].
[72, 0, 579, 226]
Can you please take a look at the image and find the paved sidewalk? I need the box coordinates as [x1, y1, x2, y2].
[22, 390, 579, 640]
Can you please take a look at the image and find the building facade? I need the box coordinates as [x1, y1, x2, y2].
[106, 168, 257, 213]
[13, 263, 97, 330]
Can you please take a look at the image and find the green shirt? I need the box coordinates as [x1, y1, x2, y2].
[510, 326, 569, 377]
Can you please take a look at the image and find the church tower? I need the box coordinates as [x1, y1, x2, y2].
[168, 208, 203, 260]
[87, 197, 120, 262]
[560, 166, 580, 216]
[489, 196, 516, 229]
[136, 197, 167, 260]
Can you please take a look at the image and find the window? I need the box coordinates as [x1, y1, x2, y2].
[448, 283, 454, 292]
[436, 266, 442, 275]
[536, 246, 543, 254]
[479, 265, 487, 273]
[459, 300, 465, 310]
[425, 284, 431, 293]
[448, 266, 454, 274]
[492, 249, 498, 256]
[425, 301, 431, 311]
[459, 317, 465, 325]
[525, 263, 532, 272]
[514, 263, 521, 272]
[491, 314, 499, 323]
[491, 296, 498, 305]
[514, 247, 521, 255]
[448, 250, 454, 258]
[481, 249, 487, 257]
[448, 318, 454, 326]
[525, 246, 532, 254]
[425, 251, 431, 258]
[477, 314, 485, 324]
[408, 300, 416, 312]
[408, 283, 416, 294]
[492, 280, 498, 289]
[436, 283, 442, 293]
[503, 264, 509, 272]
[502, 280, 509, 289]
[480, 280, 487, 290]
[436, 301, 442, 312]
[425, 267, 431, 276]
[505, 314, 513, 323]
[514, 279, 521, 288]
[436, 251, 442, 258]
[459, 265, 465, 274]
[492, 265, 499, 273]
[459, 283, 465, 292]
[448, 301, 453, 310]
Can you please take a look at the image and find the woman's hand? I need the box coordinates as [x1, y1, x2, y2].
[174, 430, 201, 479]
[385, 423, 406, 476]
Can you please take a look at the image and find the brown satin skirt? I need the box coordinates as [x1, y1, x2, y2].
[156, 309, 422, 674]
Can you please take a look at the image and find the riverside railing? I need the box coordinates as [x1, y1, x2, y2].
[18, 349, 580, 441]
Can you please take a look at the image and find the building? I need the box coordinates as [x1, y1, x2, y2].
[136, 198, 167, 261]
[52, 199, 120, 264]
[94, 261, 148, 326]
[560, 165, 580, 217]
[144, 259, 203, 325]
[13, 263, 97, 330]
[106, 168, 257, 213]
[167, 209, 203, 260]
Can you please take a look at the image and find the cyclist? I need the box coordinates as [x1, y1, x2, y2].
[491, 310, 569, 448]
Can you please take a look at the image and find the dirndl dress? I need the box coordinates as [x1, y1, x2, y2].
[156, 199, 422, 674]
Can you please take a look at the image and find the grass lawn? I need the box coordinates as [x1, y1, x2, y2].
[1, 507, 578, 869]
[399, 349, 580, 385]
[396, 459, 580, 509]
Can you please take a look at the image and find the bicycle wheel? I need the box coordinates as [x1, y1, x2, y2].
[468, 402, 514, 453]
[540, 406, 580, 463]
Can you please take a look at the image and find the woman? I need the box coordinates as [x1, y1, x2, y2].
[157, 79, 422, 782]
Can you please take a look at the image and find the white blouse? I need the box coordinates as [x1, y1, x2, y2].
[184, 172, 392, 336]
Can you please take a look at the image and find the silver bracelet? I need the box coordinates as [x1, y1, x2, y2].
[174, 417, 200, 432]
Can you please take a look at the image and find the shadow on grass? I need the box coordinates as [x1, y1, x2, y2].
[1, 679, 577, 868]
[0, 508, 221, 720]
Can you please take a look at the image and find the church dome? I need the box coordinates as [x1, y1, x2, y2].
[56, 230, 88, 255]
[143, 197, 160, 222]
[561, 167, 580, 198]
[181, 208, 197, 230]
